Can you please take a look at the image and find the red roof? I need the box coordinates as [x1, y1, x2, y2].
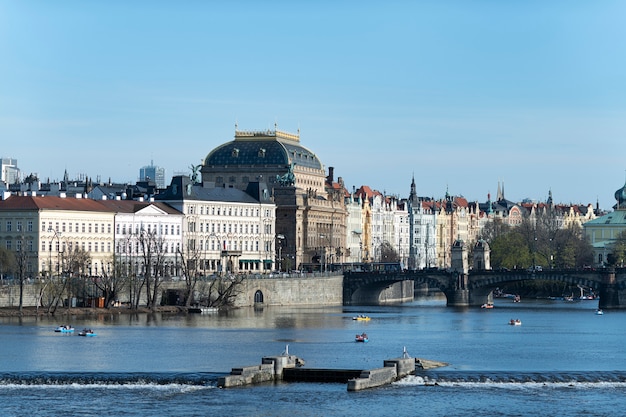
[0, 195, 116, 212]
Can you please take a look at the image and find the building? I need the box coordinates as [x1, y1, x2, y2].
[200, 127, 347, 271]
[157, 175, 277, 274]
[0, 194, 117, 278]
[1, 158, 20, 186]
[139, 161, 166, 190]
[98, 199, 184, 279]
[584, 180, 626, 267]
[407, 177, 437, 270]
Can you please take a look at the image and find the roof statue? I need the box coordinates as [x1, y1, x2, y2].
[189, 164, 202, 184]
[276, 162, 296, 186]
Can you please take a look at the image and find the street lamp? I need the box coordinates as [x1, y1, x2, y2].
[48, 228, 62, 279]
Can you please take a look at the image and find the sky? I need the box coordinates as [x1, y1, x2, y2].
[1, 1, 625, 210]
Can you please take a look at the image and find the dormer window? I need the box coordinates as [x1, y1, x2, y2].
[258, 148, 266, 158]
[232, 148, 239, 158]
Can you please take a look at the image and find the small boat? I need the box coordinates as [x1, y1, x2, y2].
[596, 309, 604, 315]
[509, 319, 522, 326]
[513, 295, 521, 303]
[480, 303, 494, 309]
[189, 306, 219, 314]
[54, 326, 74, 333]
[352, 315, 371, 321]
[355, 332, 369, 343]
[78, 328, 97, 337]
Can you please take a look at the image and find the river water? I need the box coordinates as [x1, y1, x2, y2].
[1, 297, 625, 417]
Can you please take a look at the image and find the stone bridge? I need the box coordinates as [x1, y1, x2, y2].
[343, 268, 626, 309]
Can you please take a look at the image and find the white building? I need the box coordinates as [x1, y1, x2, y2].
[100, 200, 184, 279]
[345, 191, 364, 265]
[157, 175, 277, 274]
[408, 176, 437, 270]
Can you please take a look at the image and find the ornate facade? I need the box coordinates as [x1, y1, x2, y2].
[200, 127, 346, 271]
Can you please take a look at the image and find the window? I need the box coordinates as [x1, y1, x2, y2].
[16, 221, 22, 232]
[6, 221, 11, 232]
[41, 222, 46, 232]
[27, 221, 33, 232]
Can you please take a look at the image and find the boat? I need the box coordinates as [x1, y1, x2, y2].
[355, 332, 369, 343]
[78, 328, 97, 337]
[352, 315, 371, 321]
[480, 303, 494, 309]
[54, 325, 74, 333]
[509, 319, 522, 326]
[189, 306, 219, 313]
[513, 295, 521, 303]
[596, 309, 604, 315]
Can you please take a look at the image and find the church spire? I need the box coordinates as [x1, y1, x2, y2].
[409, 173, 418, 203]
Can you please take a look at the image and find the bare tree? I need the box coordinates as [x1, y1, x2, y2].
[47, 247, 91, 314]
[94, 254, 128, 308]
[136, 228, 168, 310]
[15, 243, 29, 314]
[177, 239, 204, 307]
[193, 275, 245, 309]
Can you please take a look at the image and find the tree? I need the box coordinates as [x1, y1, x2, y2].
[96, 254, 128, 308]
[136, 228, 168, 310]
[379, 241, 400, 263]
[479, 218, 511, 244]
[47, 246, 91, 314]
[490, 230, 532, 269]
[0, 247, 16, 284]
[608, 230, 626, 267]
[192, 275, 245, 308]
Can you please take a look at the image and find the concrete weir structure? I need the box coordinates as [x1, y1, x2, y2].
[218, 347, 446, 391]
[346, 356, 416, 391]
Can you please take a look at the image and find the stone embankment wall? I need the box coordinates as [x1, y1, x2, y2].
[234, 274, 343, 307]
[0, 283, 39, 308]
[0, 274, 344, 309]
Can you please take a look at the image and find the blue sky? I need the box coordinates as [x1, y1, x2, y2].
[1, 1, 625, 210]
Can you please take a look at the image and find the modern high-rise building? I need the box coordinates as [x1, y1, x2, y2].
[139, 160, 166, 189]
[1, 158, 20, 185]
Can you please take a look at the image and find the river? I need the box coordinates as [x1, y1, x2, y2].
[1, 297, 624, 416]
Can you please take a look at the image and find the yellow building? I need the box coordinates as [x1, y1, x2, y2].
[0, 194, 116, 278]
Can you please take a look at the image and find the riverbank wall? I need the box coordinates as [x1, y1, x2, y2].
[0, 274, 344, 309]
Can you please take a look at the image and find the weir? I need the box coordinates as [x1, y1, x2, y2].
[217, 346, 448, 391]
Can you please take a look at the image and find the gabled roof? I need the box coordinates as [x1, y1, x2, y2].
[98, 200, 183, 216]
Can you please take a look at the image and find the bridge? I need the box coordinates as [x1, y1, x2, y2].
[343, 268, 626, 309]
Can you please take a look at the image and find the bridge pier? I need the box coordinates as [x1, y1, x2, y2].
[598, 269, 620, 309]
[445, 289, 469, 307]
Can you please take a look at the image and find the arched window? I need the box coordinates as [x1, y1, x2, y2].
[254, 290, 264, 303]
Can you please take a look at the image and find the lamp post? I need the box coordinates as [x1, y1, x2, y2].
[48, 228, 62, 279]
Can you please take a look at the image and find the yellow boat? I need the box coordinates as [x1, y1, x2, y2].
[352, 315, 371, 321]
